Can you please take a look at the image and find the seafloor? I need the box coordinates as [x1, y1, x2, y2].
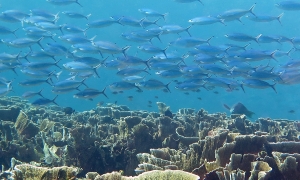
[0, 96, 300, 180]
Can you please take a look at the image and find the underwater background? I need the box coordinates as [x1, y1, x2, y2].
[0, 0, 299, 120]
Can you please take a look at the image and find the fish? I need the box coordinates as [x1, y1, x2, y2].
[225, 33, 261, 44]
[242, 79, 277, 93]
[52, 78, 88, 89]
[22, 89, 44, 98]
[29, 9, 59, 19]
[275, 1, 300, 11]
[246, 13, 284, 24]
[110, 16, 143, 27]
[62, 11, 91, 20]
[0, 26, 18, 37]
[88, 18, 122, 28]
[223, 102, 255, 118]
[73, 87, 108, 100]
[174, 0, 203, 5]
[63, 107, 75, 115]
[217, 4, 256, 23]
[137, 79, 171, 92]
[116, 67, 150, 76]
[188, 16, 225, 25]
[32, 95, 58, 106]
[19, 78, 52, 86]
[46, 0, 82, 7]
[288, 110, 295, 113]
[63, 61, 100, 78]
[93, 40, 130, 57]
[138, 9, 168, 21]
[156, 69, 183, 78]
[62, 24, 89, 34]
[137, 44, 168, 58]
[109, 81, 142, 91]
[8, 37, 44, 50]
[170, 36, 213, 47]
[161, 25, 192, 36]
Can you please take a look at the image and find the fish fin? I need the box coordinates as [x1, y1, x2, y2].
[162, 46, 169, 58]
[81, 78, 89, 88]
[38, 89, 45, 98]
[271, 83, 277, 93]
[206, 36, 214, 45]
[76, 0, 83, 7]
[45, 77, 52, 86]
[165, 82, 171, 93]
[37, 37, 44, 49]
[185, 25, 192, 37]
[255, 34, 262, 44]
[223, 104, 231, 110]
[12, 28, 19, 38]
[249, 3, 256, 17]
[197, 0, 204, 5]
[93, 63, 101, 78]
[52, 95, 59, 106]
[277, 13, 284, 25]
[54, 59, 61, 69]
[86, 14, 92, 20]
[122, 46, 130, 57]
[101, 87, 108, 99]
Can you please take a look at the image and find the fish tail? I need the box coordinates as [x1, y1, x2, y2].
[154, 18, 161, 26]
[240, 84, 245, 93]
[86, 14, 92, 20]
[37, 37, 44, 49]
[220, 19, 226, 26]
[206, 36, 214, 45]
[255, 34, 262, 44]
[145, 58, 151, 70]
[162, 13, 168, 21]
[81, 78, 89, 88]
[38, 89, 45, 98]
[54, 59, 61, 69]
[122, 46, 130, 57]
[12, 28, 19, 38]
[52, 95, 59, 106]
[286, 48, 294, 57]
[185, 25, 192, 37]
[101, 87, 108, 99]
[76, 0, 83, 7]
[93, 64, 101, 78]
[270, 83, 277, 93]
[277, 13, 284, 25]
[243, 43, 251, 51]
[198, 0, 204, 5]
[270, 50, 278, 61]
[139, 17, 146, 29]
[135, 85, 143, 92]
[46, 77, 52, 86]
[10, 66, 18, 75]
[162, 46, 169, 58]
[165, 82, 171, 93]
[249, 3, 256, 17]
[55, 71, 62, 80]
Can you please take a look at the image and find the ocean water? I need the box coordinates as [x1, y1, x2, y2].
[0, 0, 299, 120]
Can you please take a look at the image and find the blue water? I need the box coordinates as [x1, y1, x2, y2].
[0, 0, 299, 120]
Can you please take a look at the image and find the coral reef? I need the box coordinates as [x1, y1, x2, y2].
[1, 97, 300, 179]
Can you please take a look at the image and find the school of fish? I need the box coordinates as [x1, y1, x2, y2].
[0, 0, 299, 107]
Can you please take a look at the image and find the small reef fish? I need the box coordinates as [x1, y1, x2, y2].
[223, 102, 255, 118]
